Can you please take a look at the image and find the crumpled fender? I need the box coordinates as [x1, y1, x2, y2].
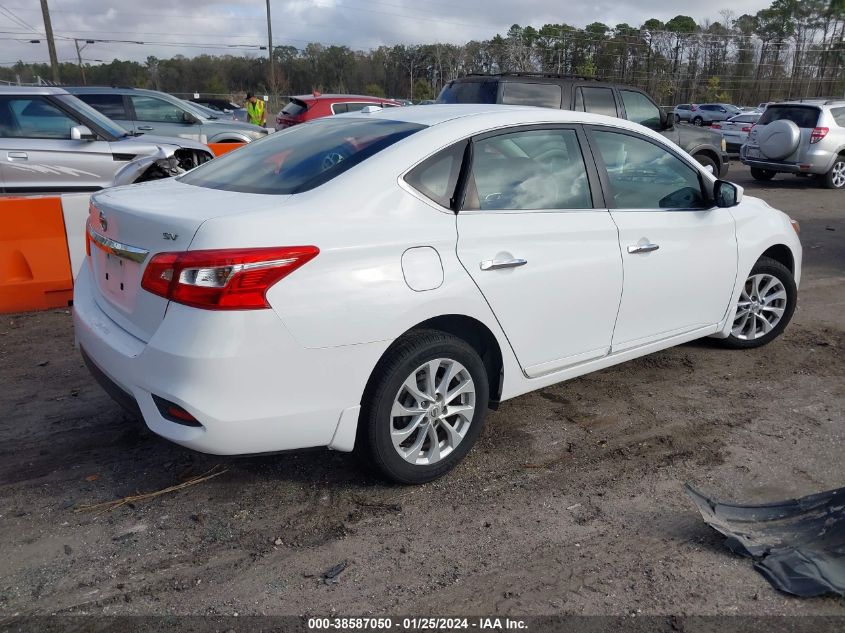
[111, 146, 181, 187]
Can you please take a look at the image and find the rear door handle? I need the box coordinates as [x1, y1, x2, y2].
[7, 151, 27, 160]
[627, 243, 660, 254]
[136, 126, 154, 131]
[480, 258, 527, 271]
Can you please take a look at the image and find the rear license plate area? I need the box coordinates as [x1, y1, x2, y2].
[94, 251, 140, 310]
[746, 147, 762, 159]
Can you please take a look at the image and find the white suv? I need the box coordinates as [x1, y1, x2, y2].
[741, 100, 845, 188]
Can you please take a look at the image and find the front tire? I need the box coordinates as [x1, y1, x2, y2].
[693, 116, 704, 126]
[750, 167, 776, 182]
[821, 157, 845, 189]
[355, 330, 489, 484]
[719, 257, 796, 349]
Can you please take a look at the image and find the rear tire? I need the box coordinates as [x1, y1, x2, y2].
[674, 114, 681, 123]
[750, 168, 776, 182]
[821, 157, 845, 189]
[355, 330, 489, 484]
[693, 116, 704, 126]
[718, 256, 796, 349]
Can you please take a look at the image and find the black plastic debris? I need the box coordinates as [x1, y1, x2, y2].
[686, 483, 845, 597]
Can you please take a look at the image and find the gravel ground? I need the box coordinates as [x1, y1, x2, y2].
[0, 164, 843, 618]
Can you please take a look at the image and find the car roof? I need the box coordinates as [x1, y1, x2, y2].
[291, 94, 397, 103]
[337, 103, 665, 136]
[0, 85, 69, 95]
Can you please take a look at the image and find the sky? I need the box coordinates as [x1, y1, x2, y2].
[1, 0, 775, 67]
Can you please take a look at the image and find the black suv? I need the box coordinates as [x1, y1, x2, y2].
[438, 74, 729, 177]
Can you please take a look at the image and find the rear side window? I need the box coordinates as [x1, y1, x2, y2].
[180, 118, 425, 195]
[501, 82, 561, 108]
[130, 95, 186, 123]
[77, 94, 127, 119]
[331, 103, 348, 114]
[831, 107, 845, 127]
[404, 142, 466, 208]
[437, 81, 497, 104]
[759, 105, 821, 128]
[574, 87, 618, 117]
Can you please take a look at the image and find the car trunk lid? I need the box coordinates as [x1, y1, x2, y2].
[86, 178, 289, 342]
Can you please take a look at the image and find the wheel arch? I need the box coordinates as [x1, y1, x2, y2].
[207, 133, 252, 143]
[760, 243, 794, 274]
[363, 314, 505, 408]
[692, 147, 721, 169]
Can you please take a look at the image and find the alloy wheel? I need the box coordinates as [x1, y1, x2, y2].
[832, 161, 845, 188]
[390, 358, 476, 465]
[732, 273, 788, 340]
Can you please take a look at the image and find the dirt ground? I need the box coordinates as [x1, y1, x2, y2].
[1, 164, 843, 619]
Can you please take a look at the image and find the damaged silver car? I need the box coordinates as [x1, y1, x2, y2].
[0, 86, 213, 194]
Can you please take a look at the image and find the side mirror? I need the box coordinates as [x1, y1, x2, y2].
[661, 109, 674, 130]
[182, 111, 199, 124]
[70, 125, 95, 141]
[714, 180, 743, 207]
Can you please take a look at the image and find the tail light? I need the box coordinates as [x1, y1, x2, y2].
[711, 123, 721, 129]
[85, 219, 92, 257]
[741, 126, 752, 132]
[810, 127, 829, 144]
[141, 246, 319, 310]
[691, 104, 698, 111]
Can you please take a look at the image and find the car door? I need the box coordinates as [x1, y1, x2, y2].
[454, 126, 623, 377]
[128, 94, 201, 141]
[0, 95, 115, 192]
[586, 127, 737, 351]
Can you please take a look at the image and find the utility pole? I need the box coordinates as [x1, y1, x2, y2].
[265, 0, 275, 108]
[39, 0, 60, 83]
[74, 39, 85, 85]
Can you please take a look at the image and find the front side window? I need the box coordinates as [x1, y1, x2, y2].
[620, 90, 661, 130]
[130, 95, 188, 123]
[501, 82, 561, 108]
[574, 87, 618, 117]
[180, 117, 425, 195]
[592, 130, 707, 210]
[0, 96, 78, 139]
[464, 128, 591, 211]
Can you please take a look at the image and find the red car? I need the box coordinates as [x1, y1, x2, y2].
[276, 93, 402, 128]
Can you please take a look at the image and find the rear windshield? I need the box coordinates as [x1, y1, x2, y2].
[759, 105, 820, 128]
[437, 80, 497, 104]
[179, 117, 425, 195]
[281, 99, 307, 117]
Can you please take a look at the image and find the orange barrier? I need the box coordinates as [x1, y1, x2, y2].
[0, 196, 73, 313]
[208, 142, 246, 157]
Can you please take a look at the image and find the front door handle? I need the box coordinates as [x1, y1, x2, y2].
[627, 243, 660, 254]
[480, 258, 527, 271]
[136, 126, 154, 131]
[7, 151, 27, 160]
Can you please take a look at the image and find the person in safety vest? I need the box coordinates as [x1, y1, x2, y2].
[246, 92, 266, 127]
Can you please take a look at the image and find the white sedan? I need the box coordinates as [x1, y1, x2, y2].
[74, 105, 802, 484]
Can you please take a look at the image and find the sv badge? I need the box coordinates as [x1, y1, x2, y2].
[163, 232, 179, 241]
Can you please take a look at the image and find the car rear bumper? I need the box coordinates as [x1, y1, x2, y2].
[740, 145, 834, 175]
[73, 260, 385, 455]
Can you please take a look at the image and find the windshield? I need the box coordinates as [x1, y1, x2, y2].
[179, 117, 425, 195]
[56, 94, 130, 138]
[437, 81, 498, 104]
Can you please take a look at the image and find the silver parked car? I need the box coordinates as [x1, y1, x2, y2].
[0, 86, 213, 194]
[712, 112, 760, 152]
[65, 87, 268, 144]
[741, 99, 845, 188]
[675, 103, 742, 126]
